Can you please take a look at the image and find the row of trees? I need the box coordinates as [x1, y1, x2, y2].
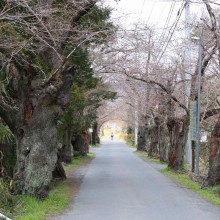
[0, 0, 117, 199]
[2, 0, 220, 202]
[96, 0, 220, 185]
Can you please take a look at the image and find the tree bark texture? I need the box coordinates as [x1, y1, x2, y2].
[52, 159, 66, 180]
[59, 127, 73, 164]
[0, 149, 3, 178]
[0, 141, 16, 178]
[72, 129, 90, 156]
[92, 122, 100, 145]
[167, 116, 189, 169]
[158, 94, 167, 162]
[13, 65, 73, 199]
[148, 124, 159, 157]
[159, 124, 167, 162]
[207, 118, 220, 185]
[137, 125, 147, 151]
[148, 117, 162, 158]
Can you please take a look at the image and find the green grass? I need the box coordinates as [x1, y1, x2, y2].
[63, 153, 94, 173]
[126, 141, 136, 149]
[90, 143, 101, 148]
[161, 167, 220, 206]
[135, 151, 167, 165]
[13, 153, 95, 220]
[135, 151, 220, 206]
[15, 182, 69, 220]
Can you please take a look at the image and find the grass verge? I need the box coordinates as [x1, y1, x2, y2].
[135, 151, 167, 165]
[10, 153, 95, 220]
[126, 141, 136, 149]
[135, 151, 220, 206]
[161, 167, 220, 206]
[90, 144, 101, 148]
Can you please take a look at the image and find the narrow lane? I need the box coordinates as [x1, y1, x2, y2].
[51, 140, 220, 220]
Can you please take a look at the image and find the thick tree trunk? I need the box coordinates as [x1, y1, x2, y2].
[14, 105, 60, 198]
[0, 149, 3, 178]
[13, 65, 73, 199]
[159, 124, 167, 162]
[148, 117, 161, 158]
[59, 127, 73, 164]
[0, 141, 16, 178]
[137, 125, 147, 151]
[158, 96, 167, 162]
[52, 159, 66, 180]
[72, 129, 90, 156]
[207, 118, 220, 185]
[167, 116, 189, 169]
[92, 122, 100, 145]
[148, 125, 159, 157]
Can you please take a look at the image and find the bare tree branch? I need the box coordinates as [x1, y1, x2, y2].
[202, 108, 220, 120]
[123, 71, 189, 114]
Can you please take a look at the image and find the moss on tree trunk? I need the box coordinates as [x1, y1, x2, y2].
[13, 66, 73, 199]
[14, 104, 61, 198]
[207, 117, 220, 185]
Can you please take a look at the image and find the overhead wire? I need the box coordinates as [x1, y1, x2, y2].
[137, 0, 146, 23]
[130, 0, 177, 68]
[155, 0, 186, 66]
[156, 0, 176, 54]
[145, 0, 157, 25]
[133, 0, 146, 36]
[157, 0, 207, 66]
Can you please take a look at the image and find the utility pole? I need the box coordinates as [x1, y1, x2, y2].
[185, 0, 192, 164]
[196, 28, 203, 176]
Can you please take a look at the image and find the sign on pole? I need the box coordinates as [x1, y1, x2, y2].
[190, 101, 197, 141]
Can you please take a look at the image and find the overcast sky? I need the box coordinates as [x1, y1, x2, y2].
[105, 0, 208, 29]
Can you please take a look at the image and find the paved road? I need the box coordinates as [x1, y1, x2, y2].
[51, 139, 220, 220]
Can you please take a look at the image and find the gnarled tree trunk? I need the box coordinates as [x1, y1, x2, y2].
[92, 122, 100, 145]
[59, 126, 73, 164]
[137, 125, 147, 151]
[13, 66, 73, 199]
[0, 141, 16, 178]
[148, 117, 160, 158]
[148, 125, 159, 157]
[207, 117, 220, 185]
[167, 116, 189, 169]
[158, 94, 167, 162]
[72, 129, 90, 156]
[159, 123, 166, 162]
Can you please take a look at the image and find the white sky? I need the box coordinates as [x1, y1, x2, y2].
[102, 0, 220, 67]
[105, 0, 213, 29]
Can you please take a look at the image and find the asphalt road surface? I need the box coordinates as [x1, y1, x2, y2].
[51, 138, 220, 220]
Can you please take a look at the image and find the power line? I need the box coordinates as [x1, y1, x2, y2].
[137, 0, 146, 23]
[158, 1, 176, 43]
[156, 0, 177, 58]
[145, 0, 157, 25]
[156, 0, 185, 65]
